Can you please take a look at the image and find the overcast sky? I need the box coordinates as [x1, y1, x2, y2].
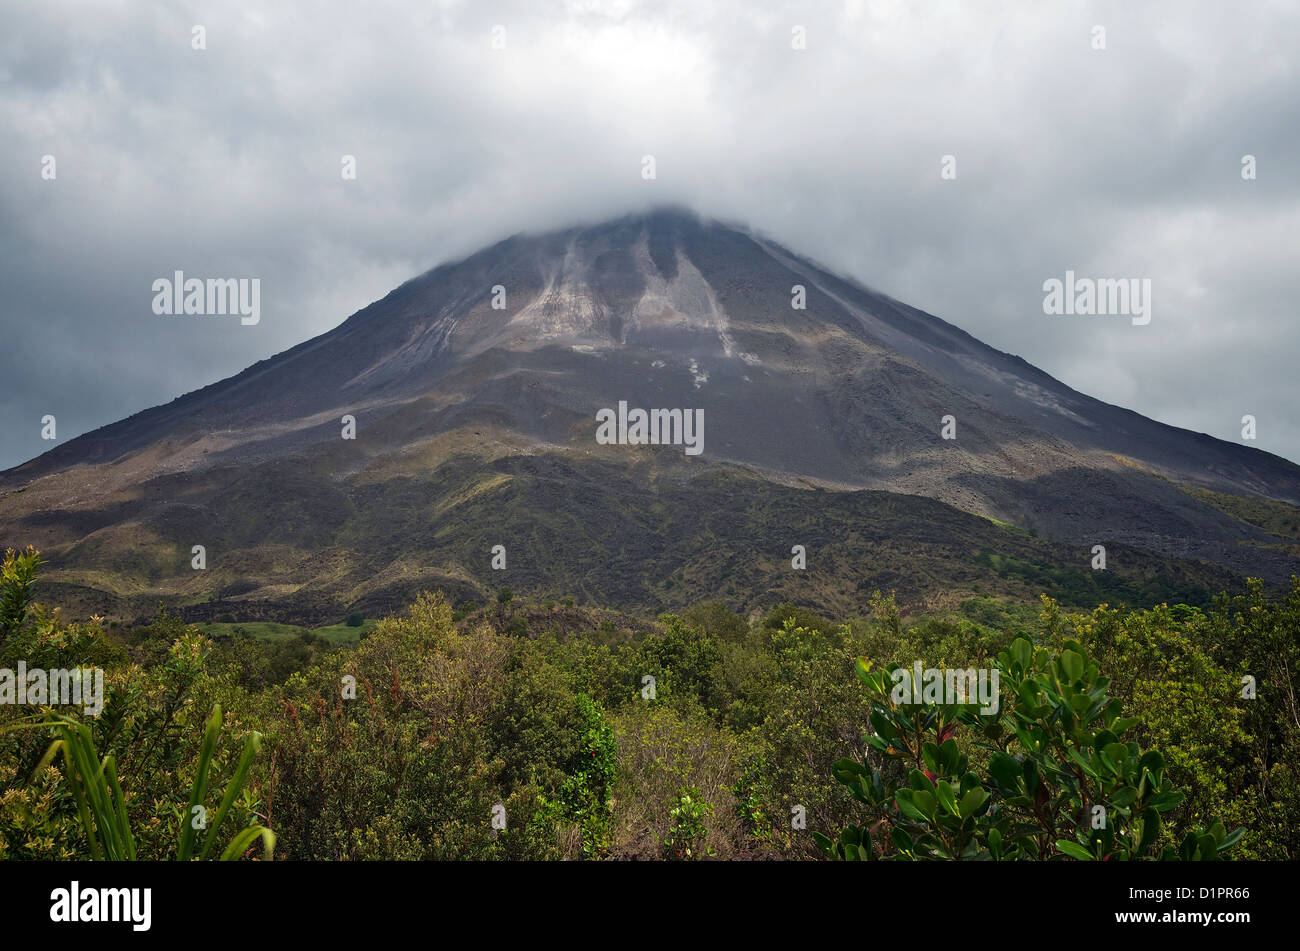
[2, 0, 1297, 471]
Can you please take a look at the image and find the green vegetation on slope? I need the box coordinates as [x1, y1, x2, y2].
[194, 618, 376, 645]
[8, 452, 1251, 625]
[1181, 483, 1300, 546]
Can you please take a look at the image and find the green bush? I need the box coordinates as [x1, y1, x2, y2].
[3, 704, 273, 861]
[535, 693, 616, 857]
[664, 787, 713, 860]
[2, 545, 1293, 862]
[815, 636, 1243, 861]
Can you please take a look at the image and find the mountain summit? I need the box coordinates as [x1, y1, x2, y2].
[4, 208, 1298, 619]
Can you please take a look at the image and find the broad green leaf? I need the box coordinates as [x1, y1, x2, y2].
[1058, 650, 1084, 682]
[1056, 840, 1095, 861]
[936, 781, 959, 817]
[958, 786, 989, 819]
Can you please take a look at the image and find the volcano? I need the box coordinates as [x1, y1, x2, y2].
[3, 208, 1298, 622]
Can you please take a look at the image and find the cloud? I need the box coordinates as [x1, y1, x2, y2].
[1, 0, 1297, 468]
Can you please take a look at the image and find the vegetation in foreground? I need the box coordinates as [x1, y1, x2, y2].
[1, 547, 1296, 861]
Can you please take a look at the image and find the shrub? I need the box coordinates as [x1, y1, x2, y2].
[664, 787, 713, 860]
[815, 636, 1243, 861]
[2, 704, 273, 861]
[535, 693, 616, 857]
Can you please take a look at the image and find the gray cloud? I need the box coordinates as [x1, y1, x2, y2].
[2, 0, 1297, 470]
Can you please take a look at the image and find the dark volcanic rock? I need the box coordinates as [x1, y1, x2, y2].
[3, 208, 1298, 617]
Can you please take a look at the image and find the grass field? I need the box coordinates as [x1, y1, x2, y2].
[194, 618, 377, 645]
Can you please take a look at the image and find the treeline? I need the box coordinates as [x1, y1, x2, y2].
[1, 546, 1296, 860]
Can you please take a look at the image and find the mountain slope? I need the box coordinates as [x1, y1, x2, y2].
[2, 208, 1297, 620]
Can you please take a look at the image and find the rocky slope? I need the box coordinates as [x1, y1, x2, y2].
[3, 208, 1296, 620]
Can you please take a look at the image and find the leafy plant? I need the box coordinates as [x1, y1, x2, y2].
[814, 637, 1243, 861]
[731, 755, 774, 843]
[536, 693, 616, 857]
[3, 704, 274, 861]
[664, 786, 714, 860]
[0, 547, 39, 640]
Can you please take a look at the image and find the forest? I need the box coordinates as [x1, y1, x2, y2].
[1, 546, 1296, 862]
